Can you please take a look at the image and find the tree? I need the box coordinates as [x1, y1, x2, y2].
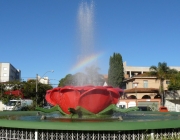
[108, 53, 124, 87]
[168, 72, 180, 90]
[0, 80, 52, 107]
[22, 80, 36, 99]
[1, 94, 18, 104]
[58, 74, 73, 87]
[149, 62, 178, 105]
[0, 81, 25, 104]
[0, 82, 5, 97]
[22, 80, 53, 106]
[37, 83, 53, 106]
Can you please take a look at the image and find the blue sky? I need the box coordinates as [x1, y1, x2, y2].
[1, 0, 180, 86]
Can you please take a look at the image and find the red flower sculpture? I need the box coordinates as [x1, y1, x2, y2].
[45, 86, 122, 114]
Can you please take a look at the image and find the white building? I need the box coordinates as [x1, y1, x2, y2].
[0, 63, 21, 82]
[38, 76, 50, 84]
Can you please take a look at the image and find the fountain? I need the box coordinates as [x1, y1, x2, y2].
[1, 1, 180, 139]
[1, 83, 180, 140]
[35, 85, 138, 120]
[35, 85, 180, 125]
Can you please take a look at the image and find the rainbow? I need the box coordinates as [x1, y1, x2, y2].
[70, 52, 104, 73]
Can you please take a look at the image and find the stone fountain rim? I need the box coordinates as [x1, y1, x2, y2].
[1, 111, 180, 131]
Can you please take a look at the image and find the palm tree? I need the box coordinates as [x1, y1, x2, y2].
[149, 62, 178, 106]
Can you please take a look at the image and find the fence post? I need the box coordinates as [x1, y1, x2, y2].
[35, 130, 38, 140]
[151, 130, 154, 140]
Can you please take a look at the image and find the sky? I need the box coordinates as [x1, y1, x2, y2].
[1, 0, 180, 86]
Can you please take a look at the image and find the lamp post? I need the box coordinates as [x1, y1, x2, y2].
[36, 70, 54, 107]
[133, 82, 138, 106]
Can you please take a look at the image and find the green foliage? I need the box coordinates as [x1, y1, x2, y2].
[0, 83, 5, 96]
[37, 83, 53, 106]
[0, 80, 53, 107]
[1, 94, 20, 105]
[149, 62, 178, 106]
[22, 80, 53, 106]
[168, 72, 180, 90]
[58, 74, 73, 87]
[108, 53, 124, 87]
[149, 62, 178, 93]
[22, 80, 36, 99]
[0, 81, 24, 104]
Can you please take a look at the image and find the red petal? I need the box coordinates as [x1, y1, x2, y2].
[59, 87, 80, 114]
[45, 90, 55, 105]
[78, 86, 112, 114]
[49, 87, 61, 106]
[106, 87, 120, 104]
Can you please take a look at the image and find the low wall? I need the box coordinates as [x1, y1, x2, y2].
[116, 99, 161, 110]
[165, 100, 180, 112]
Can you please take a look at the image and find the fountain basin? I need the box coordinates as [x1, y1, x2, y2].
[1, 111, 180, 130]
[1, 111, 180, 139]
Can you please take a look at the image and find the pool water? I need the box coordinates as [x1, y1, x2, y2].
[13, 111, 180, 122]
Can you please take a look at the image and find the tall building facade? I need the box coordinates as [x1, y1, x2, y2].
[0, 63, 21, 82]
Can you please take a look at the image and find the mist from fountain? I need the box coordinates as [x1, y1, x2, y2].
[77, 0, 95, 62]
[72, 0, 101, 85]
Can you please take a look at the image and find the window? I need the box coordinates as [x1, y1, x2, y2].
[3, 73, 7, 76]
[166, 80, 170, 84]
[143, 80, 148, 88]
[3, 67, 7, 70]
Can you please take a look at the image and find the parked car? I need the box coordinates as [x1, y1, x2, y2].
[3, 99, 33, 111]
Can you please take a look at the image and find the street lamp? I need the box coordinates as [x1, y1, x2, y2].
[133, 82, 138, 106]
[36, 70, 54, 106]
